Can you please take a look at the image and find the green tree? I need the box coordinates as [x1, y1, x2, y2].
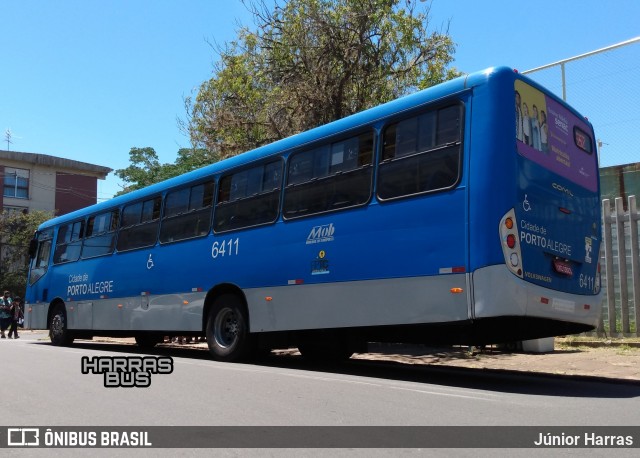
[0, 210, 52, 297]
[115, 146, 219, 195]
[187, 0, 459, 158]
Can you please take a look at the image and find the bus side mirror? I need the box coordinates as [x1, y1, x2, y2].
[28, 239, 38, 259]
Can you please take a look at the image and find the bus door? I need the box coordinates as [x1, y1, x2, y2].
[26, 228, 54, 324]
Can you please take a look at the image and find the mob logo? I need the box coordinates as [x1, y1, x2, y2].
[306, 223, 335, 245]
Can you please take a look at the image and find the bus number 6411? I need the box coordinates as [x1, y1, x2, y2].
[212, 238, 240, 259]
[579, 274, 595, 291]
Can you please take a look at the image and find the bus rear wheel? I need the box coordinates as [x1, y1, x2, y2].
[206, 294, 253, 362]
[49, 305, 74, 346]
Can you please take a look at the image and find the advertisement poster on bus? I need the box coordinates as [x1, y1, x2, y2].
[515, 80, 597, 192]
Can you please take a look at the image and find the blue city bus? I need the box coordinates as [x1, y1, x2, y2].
[25, 67, 602, 361]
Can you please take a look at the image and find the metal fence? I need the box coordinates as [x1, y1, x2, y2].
[600, 196, 640, 336]
[523, 36, 640, 169]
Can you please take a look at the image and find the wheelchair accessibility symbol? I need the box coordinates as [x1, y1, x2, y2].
[523, 194, 531, 212]
[147, 254, 155, 270]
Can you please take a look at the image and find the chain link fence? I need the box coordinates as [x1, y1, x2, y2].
[523, 37, 640, 168]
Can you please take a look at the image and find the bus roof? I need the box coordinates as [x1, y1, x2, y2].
[38, 66, 542, 230]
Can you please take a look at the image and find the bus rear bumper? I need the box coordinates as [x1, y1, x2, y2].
[472, 264, 602, 331]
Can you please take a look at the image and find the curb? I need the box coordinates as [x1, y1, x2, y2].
[558, 340, 640, 348]
[349, 358, 640, 387]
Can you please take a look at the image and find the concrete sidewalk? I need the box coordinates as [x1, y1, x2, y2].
[130, 336, 640, 383]
[353, 341, 640, 383]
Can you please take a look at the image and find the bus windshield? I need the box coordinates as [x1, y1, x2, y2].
[515, 79, 597, 192]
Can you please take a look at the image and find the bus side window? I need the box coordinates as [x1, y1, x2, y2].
[214, 160, 282, 233]
[263, 161, 281, 191]
[164, 188, 190, 217]
[160, 181, 214, 243]
[82, 210, 119, 259]
[418, 111, 437, 151]
[378, 103, 462, 200]
[395, 117, 418, 157]
[288, 151, 314, 186]
[437, 105, 461, 144]
[53, 220, 84, 264]
[117, 196, 162, 251]
[283, 131, 373, 219]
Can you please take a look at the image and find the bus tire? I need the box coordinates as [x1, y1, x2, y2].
[206, 294, 253, 362]
[49, 304, 74, 346]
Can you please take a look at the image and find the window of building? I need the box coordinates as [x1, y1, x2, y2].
[3, 167, 29, 198]
[214, 160, 282, 233]
[378, 103, 462, 200]
[160, 181, 214, 243]
[116, 196, 162, 251]
[283, 131, 374, 219]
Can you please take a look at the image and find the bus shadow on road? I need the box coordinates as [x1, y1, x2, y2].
[263, 353, 640, 400]
[43, 339, 640, 400]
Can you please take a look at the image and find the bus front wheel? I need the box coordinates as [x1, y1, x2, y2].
[49, 305, 74, 346]
[206, 294, 253, 362]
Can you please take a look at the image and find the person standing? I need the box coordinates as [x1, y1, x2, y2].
[8, 296, 23, 339]
[0, 291, 13, 339]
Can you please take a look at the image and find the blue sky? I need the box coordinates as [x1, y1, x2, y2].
[2, 0, 639, 200]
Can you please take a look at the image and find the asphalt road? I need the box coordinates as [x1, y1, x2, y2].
[2, 331, 640, 457]
[4, 331, 640, 429]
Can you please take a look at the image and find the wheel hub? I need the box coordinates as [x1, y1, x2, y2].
[214, 308, 239, 348]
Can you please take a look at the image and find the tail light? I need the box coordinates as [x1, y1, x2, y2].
[500, 209, 523, 278]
